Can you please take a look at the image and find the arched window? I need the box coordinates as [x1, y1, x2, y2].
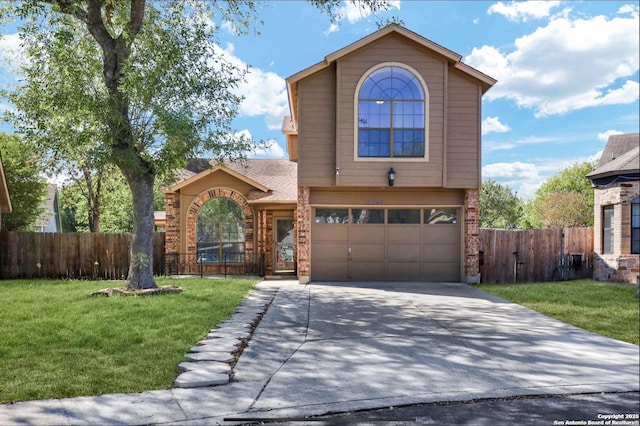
[357, 65, 426, 158]
[196, 197, 245, 263]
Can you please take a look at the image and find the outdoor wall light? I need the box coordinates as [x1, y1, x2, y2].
[387, 167, 396, 186]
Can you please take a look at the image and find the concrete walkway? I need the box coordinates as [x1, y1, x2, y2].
[0, 280, 638, 425]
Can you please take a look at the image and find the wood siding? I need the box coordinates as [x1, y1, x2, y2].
[336, 34, 445, 187]
[309, 187, 465, 206]
[297, 65, 336, 187]
[296, 33, 485, 189]
[446, 69, 481, 188]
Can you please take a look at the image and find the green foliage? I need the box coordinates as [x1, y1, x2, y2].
[478, 280, 639, 345]
[529, 161, 595, 228]
[60, 167, 165, 233]
[0, 277, 258, 403]
[480, 179, 523, 228]
[0, 133, 48, 231]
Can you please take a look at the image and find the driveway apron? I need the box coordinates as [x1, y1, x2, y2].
[232, 281, 639, 420]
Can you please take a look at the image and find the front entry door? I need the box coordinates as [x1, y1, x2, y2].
[275, 218, 295, 273]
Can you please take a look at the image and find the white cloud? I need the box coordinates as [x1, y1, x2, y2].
[236, 129, 286, 158]
[214, 43, 289, 131]
[324, 0, 401, 34]
[597, 129, 624, 142]
[487, 1, 562, 22]
[483, 161, 539, 180]
[0, 32, 23, 73]
[466, 6, 640, 117]
[482, 116, 511, 135]
[251, 139, 286, 159]
[484, 135, 570, 151]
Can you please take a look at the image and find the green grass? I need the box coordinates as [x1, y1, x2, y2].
[478, 279, 639, 345]
[0, 277, 258, 403]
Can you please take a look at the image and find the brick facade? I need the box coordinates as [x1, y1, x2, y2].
[464, 189, 480, 283]
[593, 181, 639, 283]
[166, 187, 256, 275]
[164, 192, 180, 255]
[296, 186, 311, 284]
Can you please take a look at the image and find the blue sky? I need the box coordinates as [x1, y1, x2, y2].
[1, 1, 638, 198]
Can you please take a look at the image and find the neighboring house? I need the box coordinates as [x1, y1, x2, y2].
[587, 133, 639, 283]
[35, 184, 62, 233]
[165, 24, 496, 282]
[0, 152, 12, 225]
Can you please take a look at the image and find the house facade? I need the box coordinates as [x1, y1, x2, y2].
[587, 133, 640, 283]
[164, 25, 495, 282]
[35, 184, 62, 233]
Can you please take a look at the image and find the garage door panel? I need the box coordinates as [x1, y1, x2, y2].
[314, 243, 348, 260]
[387, 226, 421, 243]
[350, 226, 385, 242]
[422, 261, 459, 281]
[423, 226, 459, 243]
[314, 225, 348, 242]
[350, 261, 385, 280]
[424, 243, 459, 262]
[351, 243, 385, 260]
[387, 244, 421, 261]
[311, 207, 461, 282]
[312, 260, 348, 281]
[386, 262, 421, 280]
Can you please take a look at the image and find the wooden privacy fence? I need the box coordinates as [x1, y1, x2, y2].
[479, 227, 594, 284]
[0, 232, 165, 279]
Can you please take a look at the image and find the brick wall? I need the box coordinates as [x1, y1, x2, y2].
[593, 181, 639, 283]
[297, 186, 311, 284]
[165, 187, 256, 274]
[464, 189, 480, 283]
[165, 192, 180, 254]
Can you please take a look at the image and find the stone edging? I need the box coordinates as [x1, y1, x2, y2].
[173, 286, 278, 388]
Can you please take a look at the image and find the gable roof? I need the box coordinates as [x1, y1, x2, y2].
[587, 133, 640, 181]
[167, 159, 298, 204]
[0, 152, 11, 213]
[285, 24, 497, 133]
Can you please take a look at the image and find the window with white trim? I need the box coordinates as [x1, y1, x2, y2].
[357, 66, 426, 158]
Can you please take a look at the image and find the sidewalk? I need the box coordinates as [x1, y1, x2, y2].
[0, 280, 638, 425]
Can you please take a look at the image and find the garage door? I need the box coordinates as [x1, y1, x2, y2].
[311, 207, 460, 281]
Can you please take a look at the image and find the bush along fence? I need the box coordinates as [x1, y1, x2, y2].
[479, 227, 594, 284]
[0, 231, 165, 279]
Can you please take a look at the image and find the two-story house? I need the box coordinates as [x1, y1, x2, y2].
[164, 24, 495, 283]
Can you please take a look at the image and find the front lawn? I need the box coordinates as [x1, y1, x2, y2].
[477, 279, 639, 345]
[0, 277, 258, 403]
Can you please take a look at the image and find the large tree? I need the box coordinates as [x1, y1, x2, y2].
[1, 0, 394, 289]
[529, 161, 595, 228]
[479, 179, 523, 229]
[2, 1, 260, 289]
[0, 133, 48, 231]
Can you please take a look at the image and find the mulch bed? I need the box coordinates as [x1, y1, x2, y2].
[91, 286, 183, 297]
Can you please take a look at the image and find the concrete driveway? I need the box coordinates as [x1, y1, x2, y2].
[228, 281, 639, 421]
[1, 280, 638, 425]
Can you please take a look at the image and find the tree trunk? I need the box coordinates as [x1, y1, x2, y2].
[122, 166, 157, 290]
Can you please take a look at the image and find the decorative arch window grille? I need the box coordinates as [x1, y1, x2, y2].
[196, 197, 245, 263]
[357, 65, 426, 158]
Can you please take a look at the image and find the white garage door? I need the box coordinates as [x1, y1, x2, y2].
[311, 207, 461, 281]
